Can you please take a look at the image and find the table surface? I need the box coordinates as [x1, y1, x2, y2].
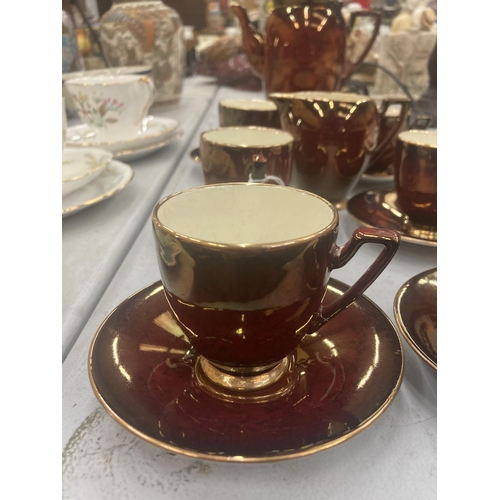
[62, 76, 437, 500]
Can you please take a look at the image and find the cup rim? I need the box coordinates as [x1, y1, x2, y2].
[152, 183, 338, 250]
[219, 99, 278, 111]
[200, 126, 294, 148]
[269, 91, 372, 104]
[398, 129, 437, 148]
[64, 75, 152, 87]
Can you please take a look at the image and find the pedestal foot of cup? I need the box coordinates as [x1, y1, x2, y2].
[194, 354, 299, 403]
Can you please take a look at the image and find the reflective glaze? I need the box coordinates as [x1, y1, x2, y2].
[394, 268, 437, 370]
[88, 279, 404, 462]
[269, 92, 379, 207]
[394, 130, 437, 228]
[219, 99, 281, 128]
[199, 127, 293, 185]
[232, 4, 381, 95]
[346, 190, 437, 247]
[152, 183, 400, 380]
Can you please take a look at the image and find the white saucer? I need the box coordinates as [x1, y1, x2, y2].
[62, 147, 112, 197]
[66, 116, 183, 161]
[62, 160, 134, 218]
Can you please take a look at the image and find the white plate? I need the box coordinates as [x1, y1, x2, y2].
[62, 147, 112, 197]
[66, 116, 183, 160]
[62, 160, 134, 218]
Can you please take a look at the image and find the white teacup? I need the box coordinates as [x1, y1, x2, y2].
[64, 75, 155, 141]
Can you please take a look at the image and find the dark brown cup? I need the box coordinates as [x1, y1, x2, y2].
[394, 129, 437, 228]
[199, 126, 293, 185]
[219, 99, 281, 128]
[152, 183, 400, 395]
[269, 91, 380, 208]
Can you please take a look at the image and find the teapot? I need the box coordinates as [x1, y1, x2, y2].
[231, 1, 382, 95]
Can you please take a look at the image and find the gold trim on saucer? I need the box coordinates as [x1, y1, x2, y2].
[112, 130, 183, 159]
[62, 162, 134, 216]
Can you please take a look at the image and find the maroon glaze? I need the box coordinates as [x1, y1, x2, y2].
[269, 93, 380, 206]
[232, 4, 381, 95]
[219, 102, 281, 129]
[199, 127, 293, 185]
[89, 279, 404, 461]
[394, 132, 437, 228]
[394, 268, 437, 369]
[152, 184, 400, 370]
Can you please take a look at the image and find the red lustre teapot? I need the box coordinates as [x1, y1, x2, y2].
[231, 1, 381, 96]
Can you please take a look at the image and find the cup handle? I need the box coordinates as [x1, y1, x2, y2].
[341, 10, 382, 84]
[370, 98, 412, 164]
[137, 76, 156, 127]
[409, 115, 433, 129]
[247, 154, 285, 185]
[305, 227, 400, 333]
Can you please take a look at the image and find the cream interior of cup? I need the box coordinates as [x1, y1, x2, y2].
[399, 130, 437, 147]
[220, 99, 277, 111]
[202, 127, 292, 148]
[156, 184, 335, 245]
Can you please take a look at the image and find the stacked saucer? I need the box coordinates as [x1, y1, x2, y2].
[62, 147, 133, 218]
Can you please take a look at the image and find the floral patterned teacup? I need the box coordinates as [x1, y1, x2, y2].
[199, 127, 294, 186]
[64, 74, 155, 142]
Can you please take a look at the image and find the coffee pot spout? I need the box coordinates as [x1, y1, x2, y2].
[231, 3, 265, 75]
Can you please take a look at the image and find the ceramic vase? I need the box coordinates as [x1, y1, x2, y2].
[99, 0, 185, 107]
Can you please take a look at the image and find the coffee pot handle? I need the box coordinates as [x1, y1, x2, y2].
[306, 227, 400, 333]
[342, 10, 382, 84]
[370, 98, 412, 163]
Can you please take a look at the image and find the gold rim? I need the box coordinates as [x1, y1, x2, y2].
[87, 281, 405, 463]
[65, 75, 152, 87]
[219, 99, 277, 111]
[200, 126, 293, 149]
[113, 130, 183, 159]
[393, 268, 437, 370]
[269, 91, 372, 104]
[62, 162, 134, 216]
[152, 183, 339, 250]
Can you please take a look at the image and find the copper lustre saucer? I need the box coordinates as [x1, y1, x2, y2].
[346, 190, 437, 247]
[394, 268, 437, 370]
[88, 279, 404, 463]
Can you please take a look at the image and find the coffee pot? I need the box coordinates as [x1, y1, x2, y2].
[231, 1, 381, 95]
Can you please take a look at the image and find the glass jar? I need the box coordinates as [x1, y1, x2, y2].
[99, 0, 185, 107]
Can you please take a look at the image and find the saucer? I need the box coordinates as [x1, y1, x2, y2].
[346, 190, 437, 247]
[62, 147, 112, 197]
[62, 160, 134, 218]
[66, 116, 183, 161]
[88, 279, 404, 462]
[394, 268, 437, 370]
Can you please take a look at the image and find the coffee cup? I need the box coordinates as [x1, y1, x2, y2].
[269, 91, 379, 208]
[64, 74, 155, 141]
[394, 129, 437, 228]
[199, 126, 294, 185]
[152, 183, 400, 400]
[219, 99, 281, 128]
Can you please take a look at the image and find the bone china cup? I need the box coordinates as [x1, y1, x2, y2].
[152, 183, 400, 400]
[269, 91, 379, 208]
[199, 126, 294, 185]
[219, 99, 281, 128]
[394, 129, 437, 228]
[64, 74, 155, 141]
